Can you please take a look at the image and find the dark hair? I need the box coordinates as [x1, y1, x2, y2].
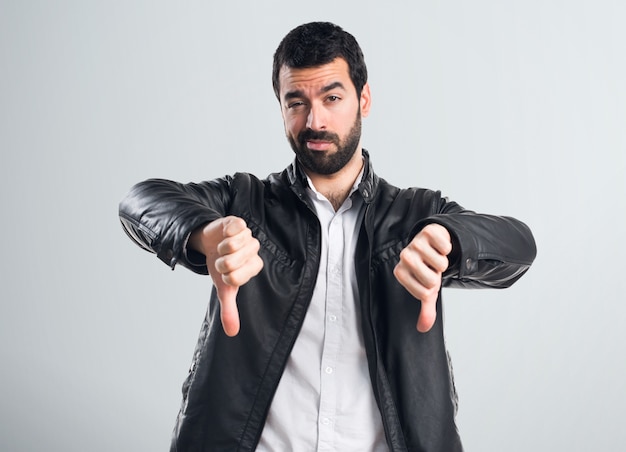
[272, 22, 368, 99]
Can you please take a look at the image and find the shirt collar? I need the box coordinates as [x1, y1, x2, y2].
[287, 149, 378, 203]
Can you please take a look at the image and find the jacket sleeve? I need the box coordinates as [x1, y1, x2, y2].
[118, 177, 233, 274]
[410, 196, 537, 289]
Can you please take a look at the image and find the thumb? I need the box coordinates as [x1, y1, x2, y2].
[215, 281, 240, 337]
[416, 292, 438, 333]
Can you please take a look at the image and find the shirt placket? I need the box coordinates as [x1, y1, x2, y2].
[317, 206, 347, 451]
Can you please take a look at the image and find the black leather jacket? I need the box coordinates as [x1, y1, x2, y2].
[119, 151, 536, 452]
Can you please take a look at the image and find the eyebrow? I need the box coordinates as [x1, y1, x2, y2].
[283, 81, 347, 101]
[320, 81, 346, 93]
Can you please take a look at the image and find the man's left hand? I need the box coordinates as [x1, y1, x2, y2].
[393, 224, 452, 333]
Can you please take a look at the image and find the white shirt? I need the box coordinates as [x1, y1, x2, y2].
[257, 170, 387, 452]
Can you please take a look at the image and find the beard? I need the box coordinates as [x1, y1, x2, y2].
[287, 111, 362, 175]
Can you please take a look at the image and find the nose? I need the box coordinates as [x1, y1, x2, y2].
[306, 103, 326, 130]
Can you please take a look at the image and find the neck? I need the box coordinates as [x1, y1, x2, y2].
[305, 150, 364, 211]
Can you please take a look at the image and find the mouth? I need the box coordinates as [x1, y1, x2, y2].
[306, 140, 333, 151]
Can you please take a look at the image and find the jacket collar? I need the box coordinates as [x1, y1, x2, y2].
[287, 149, 379, 204]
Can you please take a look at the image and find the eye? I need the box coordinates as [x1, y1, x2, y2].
[287, 101, 306, 109]
[326, 95, 341, 102]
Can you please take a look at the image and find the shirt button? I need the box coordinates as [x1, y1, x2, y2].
[328, 314, 337, 322]
[325, 367, 333, 374]
[322, 418, 331, 425]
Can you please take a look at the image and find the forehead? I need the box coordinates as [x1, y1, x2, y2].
[278, 58, 354, 98]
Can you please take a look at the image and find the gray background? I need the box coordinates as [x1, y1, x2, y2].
[1, 1, 624, 451]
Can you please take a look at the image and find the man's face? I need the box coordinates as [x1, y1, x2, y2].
[278, 58, 371, 175]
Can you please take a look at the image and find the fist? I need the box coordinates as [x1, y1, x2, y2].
[191, 216, 264, 336]
[393, 224, 452, 333]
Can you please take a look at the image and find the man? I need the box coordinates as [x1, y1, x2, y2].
[119, 22, 536, 452]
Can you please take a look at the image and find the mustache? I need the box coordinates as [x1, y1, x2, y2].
[298, 129, 340, 144]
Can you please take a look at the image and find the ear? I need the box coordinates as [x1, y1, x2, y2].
[359, 82, 372, 118]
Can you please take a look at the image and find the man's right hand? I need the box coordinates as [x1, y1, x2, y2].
[189, 216, 264, 337]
